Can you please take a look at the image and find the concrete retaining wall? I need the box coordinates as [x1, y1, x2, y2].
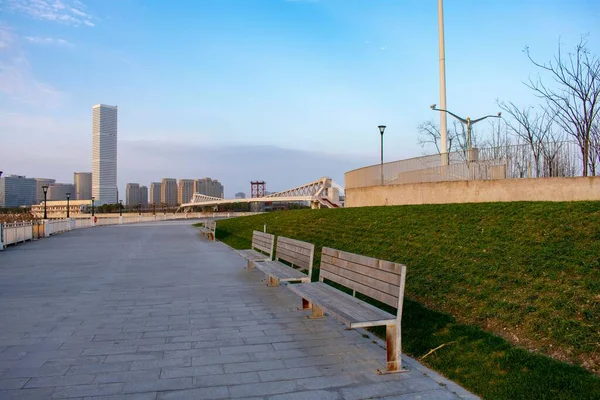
[345, 176, 600, 207]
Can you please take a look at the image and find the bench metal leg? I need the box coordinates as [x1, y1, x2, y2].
[268, 276, 279, 287]
[377, 324, 405, 374]
[307, 303, 324, 319]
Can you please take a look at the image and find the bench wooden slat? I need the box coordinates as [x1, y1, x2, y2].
[255, 260, 311, 283]
[320, 247, 405, 309]
[238, 249, 271, 262]
[288, 282, 395, 326]
[321, 259, 400, 298]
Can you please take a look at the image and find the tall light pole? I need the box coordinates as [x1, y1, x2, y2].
[119, 200, 123, 216]
[91, 197, 95, 217]
[42, 185, 49, 219]
[66, 192, 71, 218]
[138, 202, 142, 216]
[438, 0, 448, 165]
[431, 105, 501, 153]
[378, 125, 386, 185]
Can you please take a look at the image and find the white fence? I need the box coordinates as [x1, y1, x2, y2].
[0, 221, 35, 247]
[1, 212, 256, 250]
[345, 141, 584, 189]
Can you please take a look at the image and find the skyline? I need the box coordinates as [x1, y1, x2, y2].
[1, 0, 600, 196]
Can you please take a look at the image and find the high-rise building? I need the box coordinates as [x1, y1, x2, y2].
[0, 175, 36, 208]
[178, 179, 194, 204]
[92, 104, 118, 205]
[235, 192, 246, 199]
[126, 183, 140, 207]
[161, 178, 178, 206]
[74, 172, 92, 200]
[47, 183, 75, 201]
[150, 182, 161, 205]
[194, 177, 224, 198]
[34, 178, 56, 203]
[140, 186, 148, 207]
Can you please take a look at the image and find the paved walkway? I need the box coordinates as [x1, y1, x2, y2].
[0, 222, 478, 400]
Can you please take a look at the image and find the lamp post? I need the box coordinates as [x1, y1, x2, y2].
[153, 203, 156, 216]
[42, 185, 49, 219]
[66, 193, 71, 218]
[91, 197, 95, 217]
[119, 200, 123, 216]
[430, 105, 501, 153]
[378, 125, 386, 185]
[163, 203, 166, 215]
[138, 202, 142, 216]
[438, 0, 448, 165]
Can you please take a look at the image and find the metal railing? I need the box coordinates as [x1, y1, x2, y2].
[345, 141, 583, 189]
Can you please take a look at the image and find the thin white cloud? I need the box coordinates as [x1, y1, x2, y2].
[0, 25, 64, 105]
[25, 36, 73, 46]
[1, 0, 96, 27]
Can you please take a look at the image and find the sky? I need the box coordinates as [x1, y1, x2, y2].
[1, 0, 599, 198]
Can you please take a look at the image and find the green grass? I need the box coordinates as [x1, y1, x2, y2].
[213, 201, 600, 400]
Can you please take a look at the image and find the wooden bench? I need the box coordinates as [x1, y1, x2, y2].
[199, 220, 216, 241]
[255, 236, 314, 286]
[237, 231, 275, 268]
[288, 247, 407, 374]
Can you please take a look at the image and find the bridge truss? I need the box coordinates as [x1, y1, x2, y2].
[177, 177, 343, 212]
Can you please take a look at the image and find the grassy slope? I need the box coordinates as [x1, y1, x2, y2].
[214, 201, 600, 400]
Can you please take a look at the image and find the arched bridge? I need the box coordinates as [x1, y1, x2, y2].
[177, 177, 344, 211]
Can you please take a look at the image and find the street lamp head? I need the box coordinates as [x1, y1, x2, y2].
[497, 112, 502, 117]
[378, 125, 386, 135]
[42, 185, 49, 194]
[430, 104, 437, 110]
[66, 192, 70, 199]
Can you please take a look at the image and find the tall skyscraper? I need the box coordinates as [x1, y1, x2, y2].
[140, 186, 149, 207]
[178, 179, 194, 204]
[126, 183, 140, 207]
[34, 178, 56, 203]
[150, 182, 161, 205]
[0, 175, 36, 207]
[74, 172, 92, 200]
[161, 178, 178, 206]
[92, 104, 118, 205]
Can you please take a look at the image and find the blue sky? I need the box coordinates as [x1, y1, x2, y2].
[1, 0, 599, 197]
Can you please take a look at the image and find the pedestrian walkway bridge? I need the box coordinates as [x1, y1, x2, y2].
[178, 177, 344, 212]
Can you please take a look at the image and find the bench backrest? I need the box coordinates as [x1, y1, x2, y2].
[319, 247, 406, 314]
[276, 236, 315, 277]
[205, 221, 216, 230]
[251, 231, 275, 258]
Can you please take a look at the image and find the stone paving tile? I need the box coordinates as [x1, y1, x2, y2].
[0, 221, 478, 400]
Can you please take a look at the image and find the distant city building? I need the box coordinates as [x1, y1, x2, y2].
[150, 182, 161, 205]
[92, 104, 118, 205]
[235, 192, 246, 199]
[194, 178, 224, 199]
[47, 183, 75, 201]
[140, 186, 149, 207]
[31, 199, 93, 218]
[34, 178, 56, 203]
[126, 183, 140, 207]
[178, 179, 195, 204]
[74, 172, 92, 200]
[0, 175, 37, 208]
[161, 178, 178, 206]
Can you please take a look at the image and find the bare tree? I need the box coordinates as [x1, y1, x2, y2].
[525, 36, 600, 176]
[498, 101, 556, 176]
[417, 120, 446, 154]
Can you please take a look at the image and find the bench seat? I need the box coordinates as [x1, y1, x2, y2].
[288, 282, 395, 328]
[255, 260, 311, 284]
[238, 249, 271, 263]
